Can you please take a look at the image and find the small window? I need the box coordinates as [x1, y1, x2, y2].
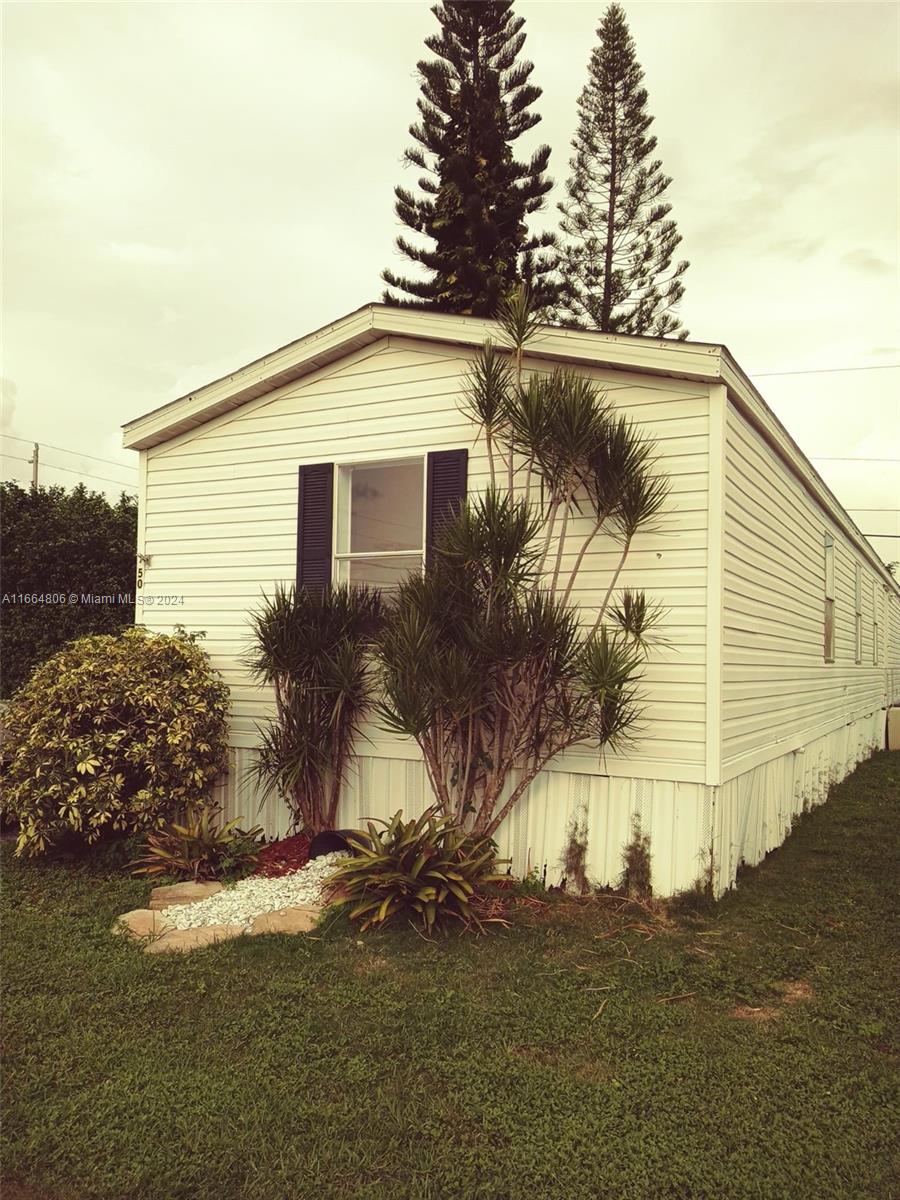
[334, 459, 425, 591]
[873, 581, 879, 666]
[824, 535, 835, 663]
[854, 564, 862, 664]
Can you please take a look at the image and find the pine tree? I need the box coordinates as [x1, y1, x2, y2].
[382, 1, 557, 316]
[558, 3, 689, 338]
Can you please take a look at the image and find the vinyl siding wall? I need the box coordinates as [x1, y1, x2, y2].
[720, 400, 899, 782]
[138, 335, 712, 790]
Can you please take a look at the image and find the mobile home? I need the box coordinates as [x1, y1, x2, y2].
[123, 306, 900, 895]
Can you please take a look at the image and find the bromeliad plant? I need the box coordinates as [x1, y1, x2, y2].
[246, 584, 383, 835]
[375, 287, 669, 838]
[326, 809, 507, 933]
[129, 803, 263, 881]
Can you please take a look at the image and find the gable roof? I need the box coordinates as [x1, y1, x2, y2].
[122, 303, 899, 593]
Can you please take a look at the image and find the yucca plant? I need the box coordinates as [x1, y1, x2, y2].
[375, 285, 670, 838]
[326, 809, 507, 933]
[129, 804, 263, 881]
[246, 584, 382, 833]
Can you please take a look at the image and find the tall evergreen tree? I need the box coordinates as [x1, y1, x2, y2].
[382, 1, 557, 316]
[558, 3, 689, 337]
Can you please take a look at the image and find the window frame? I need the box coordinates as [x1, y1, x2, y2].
[824, 534, 835, 664]
[872, 580, 880, 666]
[854, 563, 862, 665]
[331, 452, 428, 588]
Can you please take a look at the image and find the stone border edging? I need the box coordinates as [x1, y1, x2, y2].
[113, 880, 324, 953]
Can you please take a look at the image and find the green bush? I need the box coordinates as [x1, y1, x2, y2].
[129, 803, 262, 881]
[2, 627, 229, 857]
[0, 481, 137, 697]
[327, 809, 507, 933]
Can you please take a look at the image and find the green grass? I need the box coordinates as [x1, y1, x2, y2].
[3, 753, 899, 1200]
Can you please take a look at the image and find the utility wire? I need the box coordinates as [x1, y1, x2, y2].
[751, 364, 900, 377]
[1, 453, 137, 490]
[811, 456, 900, 464]
[1, 433, 136, 474]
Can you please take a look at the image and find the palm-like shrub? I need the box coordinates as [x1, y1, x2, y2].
[129, 803, 263, 881]
[2, 628, 229, 857]
[246, 584, 382, 834]
[375, 288, 668, 837]
[326, 809, 506, 932]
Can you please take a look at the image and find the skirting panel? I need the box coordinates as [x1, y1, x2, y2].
[213, 708, 885, 899]
[214, 749, 708, 897]
[713, 709, 884, 895]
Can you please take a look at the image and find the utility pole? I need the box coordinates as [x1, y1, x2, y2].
[28, 442, 39, 490]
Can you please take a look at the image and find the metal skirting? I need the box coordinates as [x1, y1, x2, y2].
[713, 710, 884, 895]
[213, 709, 885, 899]
[215, 751, 708, 897]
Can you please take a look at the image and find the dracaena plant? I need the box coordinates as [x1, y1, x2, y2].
[246, 584, 383, 834]
[375, 286, 669, 837]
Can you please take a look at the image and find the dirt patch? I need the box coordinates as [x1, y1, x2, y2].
[0, 1182, 70, 1200]
[508, 1043, 613, 1084]
[351, 953, 389, 977]
[777, 980, 813, 1004]
[730, 1005, 781, 1021]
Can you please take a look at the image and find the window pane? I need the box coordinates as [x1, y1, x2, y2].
[824, 537, 835, 600]
[824, 598, 835, 661]
[350, 462, 423, 553]
[348, 555, 421, 591]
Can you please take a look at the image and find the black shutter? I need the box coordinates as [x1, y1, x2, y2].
[426, 449, 468, 562]
[297, 463, 334, 593]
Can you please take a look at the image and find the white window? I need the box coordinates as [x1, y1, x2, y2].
[873, 580, 880, 666]
[854, 564, 862, 665]
[824, 535, 835, 663]
[334, 458, 425, 591]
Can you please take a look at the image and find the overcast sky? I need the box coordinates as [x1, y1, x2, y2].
[2, 0, 898, 562]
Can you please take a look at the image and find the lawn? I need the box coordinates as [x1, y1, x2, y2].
[2, 753, 899, 1200]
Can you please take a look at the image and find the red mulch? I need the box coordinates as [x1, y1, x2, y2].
[254, 833, 311, 878]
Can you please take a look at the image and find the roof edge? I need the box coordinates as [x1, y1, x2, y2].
[122, 303, 724, 450]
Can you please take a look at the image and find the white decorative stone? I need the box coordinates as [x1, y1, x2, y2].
[160, 851, 348, 933]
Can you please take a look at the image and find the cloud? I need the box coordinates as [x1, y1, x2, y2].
[767, 235, 824, 261]
[1, 379, 18, 431]
[842, 249, 893, 275]
[104, 241, 191, 266]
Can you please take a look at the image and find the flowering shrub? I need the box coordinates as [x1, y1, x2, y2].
[2, 627, 229, 857]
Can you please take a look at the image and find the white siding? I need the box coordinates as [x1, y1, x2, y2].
[138, 335, 711, 793]
[721, 401, 899, 780]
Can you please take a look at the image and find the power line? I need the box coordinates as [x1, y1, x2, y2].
[811, 456, 900, 464]
[1, 453, 137, 491]
[751, 364, 900, 377]
[863, 533, 900, 539]
[1, 433, 136, 474]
